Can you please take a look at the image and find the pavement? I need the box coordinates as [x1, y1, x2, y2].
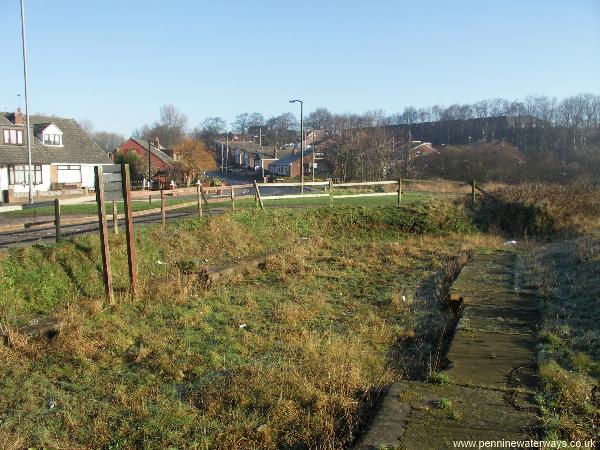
[354, 251, 541, 449]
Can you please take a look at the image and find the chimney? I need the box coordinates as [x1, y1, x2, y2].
[13, 108, 25, 126]
[274, 148, 278, 159]
[154, 136, 160, 149]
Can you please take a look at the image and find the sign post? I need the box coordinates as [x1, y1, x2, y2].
[94, 166, 114, 302]
[94, 164, 138, 301]
[121, 164, 138, 295]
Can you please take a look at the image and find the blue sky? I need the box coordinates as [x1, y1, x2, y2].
[1, 0, 599, 135]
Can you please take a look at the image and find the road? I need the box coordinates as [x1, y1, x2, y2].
[0, 179, 322, 248]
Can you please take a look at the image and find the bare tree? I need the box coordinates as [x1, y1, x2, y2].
[93, 131, 125, 153]
[133, 105, 188, 149]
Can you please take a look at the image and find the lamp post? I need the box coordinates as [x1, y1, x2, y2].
[147, 139, 152, 190]
[289, 99, 304, 193]
[20, 0, 33, 204]
[225, 132, 229, 175]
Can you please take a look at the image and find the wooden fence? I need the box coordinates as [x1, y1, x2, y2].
[252, 178, 479, 209]
[0, 178, 484, 241]
[0, 183, 255, 240]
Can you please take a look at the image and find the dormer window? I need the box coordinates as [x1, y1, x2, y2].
[3, 129, 24, 145]
[44, 134, 62, 146]
[35, 123, 64, 147]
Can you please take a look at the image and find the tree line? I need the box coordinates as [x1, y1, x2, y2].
[86, 92, 600, 183]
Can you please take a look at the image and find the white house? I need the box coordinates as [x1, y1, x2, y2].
[0, 109, 112, 202]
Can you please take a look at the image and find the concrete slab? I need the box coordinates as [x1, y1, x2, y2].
[355, 381, 539, 450]
[445, 330, 538, 390]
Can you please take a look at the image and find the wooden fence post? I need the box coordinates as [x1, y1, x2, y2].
[230, 185, 235, 210]
[54, 198, 61, 243]
[471, 180, 476, 204]
[94, 166, 114, 302]
[112, 200, 118, 234]
[329, 179, 333, 207]
[253, 180, 264, 209]
[121, 164, 138, 295]
[397, 179, 402, 206]
[196, 184, 203, 217]
[200, 186, 213, 216]
[161, 189, 166, 228]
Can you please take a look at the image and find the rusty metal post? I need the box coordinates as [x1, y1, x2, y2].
[121, 164, 138, 295]
[94, 166, 114, 302]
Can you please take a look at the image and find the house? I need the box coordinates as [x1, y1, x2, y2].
[268, 148, 314, 177]
[0, 109, 112, 202]
[116, 138, 176, 184]
[409, 141, 438, 158]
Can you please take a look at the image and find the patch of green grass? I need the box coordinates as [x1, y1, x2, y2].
[427, 371, 451, 385]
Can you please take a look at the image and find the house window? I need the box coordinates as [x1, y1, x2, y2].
[3, 129, 23, 145]
[8, 165, 43, 185]
[44, 134, 62, 145]
[57, 165, 82, 183]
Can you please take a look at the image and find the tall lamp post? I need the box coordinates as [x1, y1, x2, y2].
[225, 132, 230, 175]
[289, 99, 304, 193]
[147, 139, 152, 190]
[20, 0, 33, 204]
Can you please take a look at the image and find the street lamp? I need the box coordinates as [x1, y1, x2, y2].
[225, 131, 230, 175]
[20, 0, 33, 204]
[289, 99, 304, 193]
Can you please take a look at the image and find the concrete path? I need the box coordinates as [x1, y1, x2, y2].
[355, 251, 540, 449]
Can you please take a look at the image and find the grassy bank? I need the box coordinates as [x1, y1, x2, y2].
[0, 202, 492, 449]
[518, 236, 600, 441]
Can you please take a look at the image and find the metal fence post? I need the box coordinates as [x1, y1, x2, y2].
[54, 198, 61, 243]
[161, 189, 166, 228]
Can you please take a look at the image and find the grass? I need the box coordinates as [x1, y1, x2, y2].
[517, 236, 600, 441]
[1, 190, 454, 221]
[0, 201, 496, 449]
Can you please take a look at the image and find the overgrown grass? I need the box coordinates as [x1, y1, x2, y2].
[518, 236, 600, 441]
[0, 201, 490, 449]
[476, 182, 600, 236]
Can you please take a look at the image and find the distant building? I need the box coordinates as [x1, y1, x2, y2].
[0, 109, 112, 202]
[117, 138, 175, 168]
[409, 141, 438, 158]
[268, 148, 314, 177]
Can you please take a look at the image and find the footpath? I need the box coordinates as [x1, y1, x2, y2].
[355, 251, 540, 449]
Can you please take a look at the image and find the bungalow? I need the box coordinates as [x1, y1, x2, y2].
[0, 109, 112, 202]
[268, 148, 314, 178]
[117, 138, 175, 171]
